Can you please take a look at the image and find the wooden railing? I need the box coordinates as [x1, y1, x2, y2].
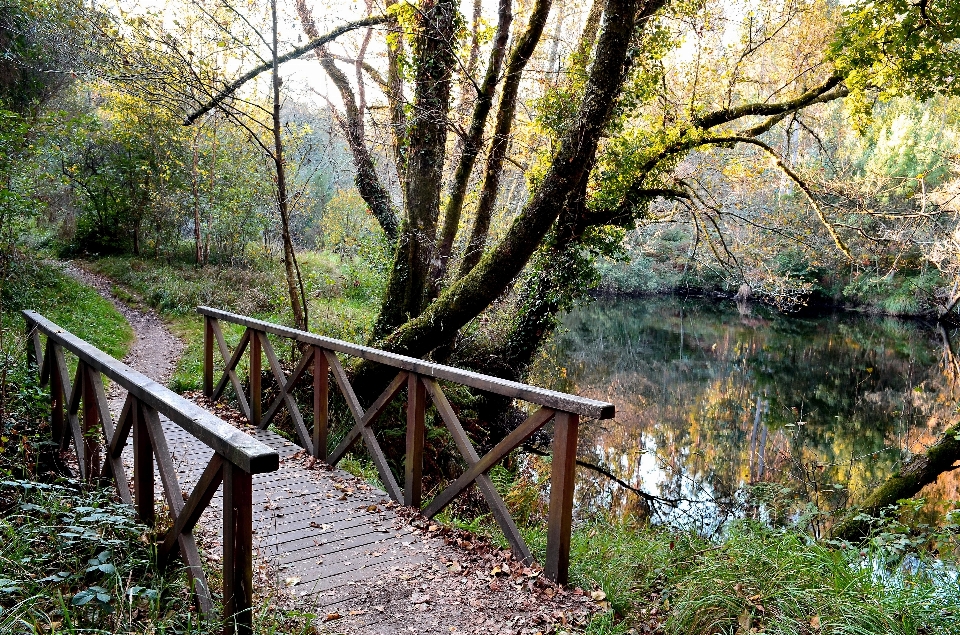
[23, 311, 279, 635]
[198, 306, 615, 584]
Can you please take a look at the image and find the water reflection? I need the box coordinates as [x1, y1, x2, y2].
[533, 297, 960, 531]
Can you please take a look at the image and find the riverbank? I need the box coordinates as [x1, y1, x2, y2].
[595, 256, 950, 321]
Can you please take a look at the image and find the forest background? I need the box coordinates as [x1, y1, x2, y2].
[3, 0, 960, 632]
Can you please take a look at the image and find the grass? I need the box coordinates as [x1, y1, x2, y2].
[0, 479, 317, 635]
[452, 512, 960, 635]
[2, 255, 132, 360]
[85, 251, 384, 393]
[0, 479, 210, 634]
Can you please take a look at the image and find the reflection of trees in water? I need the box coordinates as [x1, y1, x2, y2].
[532, 297, 960, 527]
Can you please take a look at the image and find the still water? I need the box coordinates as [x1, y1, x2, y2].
[533, 297, 960, 531]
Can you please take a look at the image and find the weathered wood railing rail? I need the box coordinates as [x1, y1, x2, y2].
[23, 310, 279, 635]
[199, 306, 615, 584]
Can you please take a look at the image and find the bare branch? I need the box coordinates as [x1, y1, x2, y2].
[184, 14, 388, 125]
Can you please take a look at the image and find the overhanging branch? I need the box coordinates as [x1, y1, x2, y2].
[702, 135, 853, 260]
[692, 74, 843, 130]
[183, 14, 388, 125]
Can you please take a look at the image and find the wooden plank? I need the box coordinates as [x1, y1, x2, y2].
[211, 325, 250, 403]
[142, 404, 215, 615]
[38, 332, 50, 387]
[262, 518, 412, 554]
[48, 340, 64, 447]
[313, 348, 328, 460]
[324, 350, 364, 423]
[544, 412, 579, 585]
[67, 362, 87, 479]
[327, 371, 408, 466]
[132, 402, 154, 526]
[197, 306, 615, 419]
[160, 454, 224, 563]
[23, 311, 278, 475]
[211, 321, 252, 420]
[91, 373, 134, 505]
[290, 554, 426, 594]
[421, 378, 532, 563]
[404, 375, 425, 508]
[423, 405, 555, 518]
[260, 345, 314, 430]
[82, 365, 101, 480]
[258, 332, 311, 451]
[223, 463, 253, 635]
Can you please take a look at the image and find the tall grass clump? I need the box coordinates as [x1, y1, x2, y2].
[555, 516, 960, 635]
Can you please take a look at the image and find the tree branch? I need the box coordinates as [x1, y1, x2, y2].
[183, 14, 388, 125]
[703, 135, 852, 259]
[693, 74, 843, 130]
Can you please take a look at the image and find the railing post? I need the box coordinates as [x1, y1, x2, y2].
[203, 315, 214, 397]
[249, 331, 261, 426]
[81, 364, 101, 480]
[223, 462, 253, 635]
[49, 341, 64, 447]
[312, 347, 328, 460]
[25, 318, 36, 369]
[405, 374, 426, 508]
[545, 411, 579, 585]
[133, 401, 155, 526]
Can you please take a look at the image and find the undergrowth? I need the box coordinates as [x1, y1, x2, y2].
[0, 479, 211, 634]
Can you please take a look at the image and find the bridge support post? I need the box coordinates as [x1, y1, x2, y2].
[313, 347, 328, 460]
[545, 412, 579, 585]
[133, 402, 155, 526]
[203, 316, 214, 397]
[405, 375, 426, 507]
[249, 332, 261, 426]
[81, 364, 101, 480]
[223, 462, 253, 635]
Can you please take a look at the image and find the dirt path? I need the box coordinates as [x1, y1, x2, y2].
[60, 262, 183, 408]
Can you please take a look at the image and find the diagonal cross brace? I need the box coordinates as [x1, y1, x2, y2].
[421, 377, 541, 564]
[141, 405, 215, 617]
[210, 321, 252, 420]
[256, 332, 312, 451]
[324, 351, 405, 501]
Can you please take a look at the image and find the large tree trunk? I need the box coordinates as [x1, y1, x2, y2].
[191, 126, 202, 264]
[831, 424, 960, 542]
[373, 0, 458, 340]
[364, 0, 651, 366]
[430, 0, 513, 292]
[456, 0, 554, 279]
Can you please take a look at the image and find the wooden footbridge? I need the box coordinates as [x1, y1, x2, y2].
[22, 307, 614, 633]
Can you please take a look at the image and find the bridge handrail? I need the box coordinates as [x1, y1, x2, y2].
[197, 306, 614, 419]
[25, 311, 278, 473]
[198, 305, 616, 585]
[23, 310, 275, 635]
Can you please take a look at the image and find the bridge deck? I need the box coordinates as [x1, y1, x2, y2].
[122, 418, 442, 618]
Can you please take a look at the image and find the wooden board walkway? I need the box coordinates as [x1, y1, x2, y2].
[122, 417, 443, 617]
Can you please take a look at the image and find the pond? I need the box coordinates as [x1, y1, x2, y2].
[532, 296, 960, 533]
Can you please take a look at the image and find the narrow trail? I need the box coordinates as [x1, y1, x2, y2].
[56, 262, 600, 634]
[60, 262, 184, 411]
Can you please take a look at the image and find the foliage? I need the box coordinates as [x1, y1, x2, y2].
[831, 0, 960, 126]
[0, 479, 212, 633]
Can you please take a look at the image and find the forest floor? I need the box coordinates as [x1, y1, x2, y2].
[61, 262, 603, 634]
